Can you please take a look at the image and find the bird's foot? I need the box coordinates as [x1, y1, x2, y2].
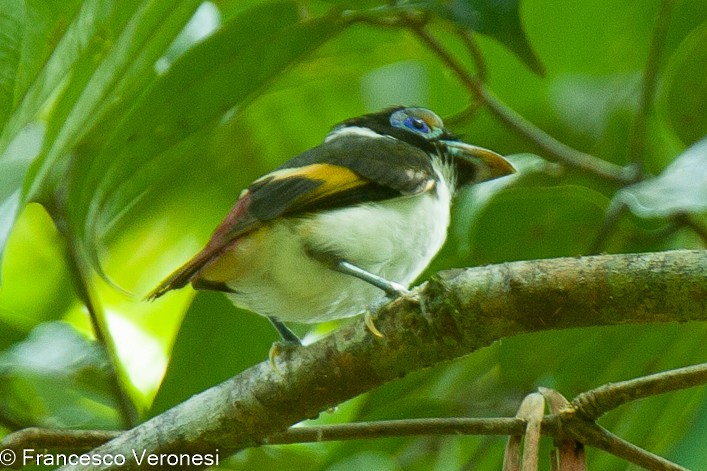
[382, 281, 410, 299]
[364, 310, 385, 338]
[269, 339, 302, 371]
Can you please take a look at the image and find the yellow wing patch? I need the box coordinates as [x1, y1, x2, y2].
[255, 163, 369, 207]
[299, 163, 368, 197]
[254, 163, 364, 189]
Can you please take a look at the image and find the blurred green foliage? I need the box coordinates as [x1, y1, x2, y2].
[0, 0, 705, 469]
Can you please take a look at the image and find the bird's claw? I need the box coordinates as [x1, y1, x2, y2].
[269, 340, 301, 371]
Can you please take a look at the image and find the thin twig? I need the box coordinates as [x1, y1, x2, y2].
[457, 28, 487, 81]
[45, 202, 138, 429]
[629, 0, 676, 174]
[406, 24, 631, 184]
[265, 418, 526, 444]
[589, 199, 626, 254]
[63, 244, 139, 429]
[0, 418, 683, 471]
[1, 416, 685, 470]
[442, 99, 484, 126]
[1, 428, 120, 454]
[559, 418, 688, 471]
[0, 408, 35, 432]
[1, 420, 525, 454]
[442, 30, 487, 127]
[571, 363, 707, 421]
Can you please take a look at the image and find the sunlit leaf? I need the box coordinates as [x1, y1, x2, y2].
[25, 0, 203, 200]
[0, 123, 45, 280]
[426, 0, 544, 75]
[0, 0, 85, 129]
[619, 137, 707, 218]
[0, 0, 201, 273]
[0, 0, 83, 275]
[63, 2, 343, 278]
[0, 204, 75, 332]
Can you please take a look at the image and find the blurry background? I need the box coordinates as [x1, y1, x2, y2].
[0, 0, 705, 469]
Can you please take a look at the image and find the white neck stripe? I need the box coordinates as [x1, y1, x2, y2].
[324, 126, 386, 142]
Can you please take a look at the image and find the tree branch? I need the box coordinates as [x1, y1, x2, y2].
[7, 364, 703, 470]
[629, 0, 676, 173]
[571, 363, 707, 421]
[29, 250, 704, 471]
[46, 202, 138, 429]
[5, 362, 706, 469]
[406, 25, 632, 184]
[555, 416, 688, 471]
[344, 9, 631, 183]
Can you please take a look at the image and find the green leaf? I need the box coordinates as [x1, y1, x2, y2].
[63, 3, 342, 278]
[0, 0, 86, 129]
[658, 21, 707, 146]
[0, 203, 75, 332]
[0, 0, 83, 276]
[0, 0, 23, 127]
[0, 321, 121, 429]
[148, 292, 276, 418]
[25, 0, 203, 200]
[461, 184, 609, 263]
[619, 137, 707, 218]
[0, 0, 201, 274]
[0, 122, 45, 281]
[328, 452, 399, 471]
[427, 0, 544, 75]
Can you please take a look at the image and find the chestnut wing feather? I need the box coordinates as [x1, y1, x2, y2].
[146, 135, 435, 298]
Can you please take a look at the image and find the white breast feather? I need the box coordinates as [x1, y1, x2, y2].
[226, 159, 455, 323]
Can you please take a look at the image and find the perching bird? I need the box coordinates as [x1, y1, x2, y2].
[148, 107, 515, 343]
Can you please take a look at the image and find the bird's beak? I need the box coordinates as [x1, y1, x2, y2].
[441, 140, 515, 184]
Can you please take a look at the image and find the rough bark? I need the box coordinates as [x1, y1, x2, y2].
[55, 250, 706, 470]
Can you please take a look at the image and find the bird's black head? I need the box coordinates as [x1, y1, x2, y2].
[331, 107, 457, 154]
[329, 107, 515, 185]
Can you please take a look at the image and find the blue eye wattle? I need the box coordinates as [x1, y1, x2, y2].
[403, 116, 431, 134]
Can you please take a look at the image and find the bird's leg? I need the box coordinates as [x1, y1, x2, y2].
[268, 317, 301, 370]
[334, 260, 409, 298]
[304, 247, 409, 297]
[333, 260, 411, 339]
[305, 246, 409, 338]
[268, 316, 301, 344]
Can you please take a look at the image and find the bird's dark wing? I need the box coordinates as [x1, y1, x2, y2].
[146, 135, 436, 299]
[277, 133, 437, 197]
